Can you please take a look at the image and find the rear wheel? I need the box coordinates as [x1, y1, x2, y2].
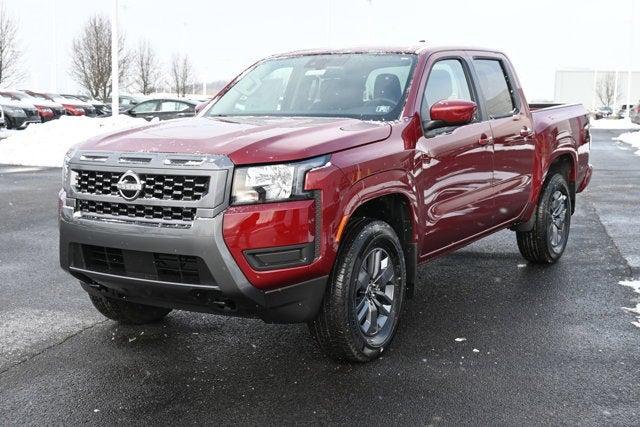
[308, 220, 406, 362]
[89, 293, 172, 324]
[516, 173, 572, 264]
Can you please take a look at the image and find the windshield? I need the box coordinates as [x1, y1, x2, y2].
[31, 93, 51, 101]
[1, 92, 28, 101]
[206, 53, 417, 121]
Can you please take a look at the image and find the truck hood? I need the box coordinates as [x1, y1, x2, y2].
[77, 116, 392, 164]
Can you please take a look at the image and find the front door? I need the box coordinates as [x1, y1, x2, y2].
[415, 56, 495, 257]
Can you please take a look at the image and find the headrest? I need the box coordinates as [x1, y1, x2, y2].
[374, 73, 402, 102]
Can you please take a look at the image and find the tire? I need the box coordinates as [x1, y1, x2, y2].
[516, 173, 572, 264]
[89, 293, 172, 325]
[308, 220, 406, 362]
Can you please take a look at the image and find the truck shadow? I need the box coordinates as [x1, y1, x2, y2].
[83, 230, 587, 422]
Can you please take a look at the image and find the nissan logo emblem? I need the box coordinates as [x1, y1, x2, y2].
[117, 170, 144, 201]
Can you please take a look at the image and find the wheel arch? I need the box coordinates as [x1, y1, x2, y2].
[513, 149, 577, 232]
[337, 171, 420, 297]
[546, 151, 577, 213]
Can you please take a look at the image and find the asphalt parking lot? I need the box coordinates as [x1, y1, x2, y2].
[0, 129, 638, 425]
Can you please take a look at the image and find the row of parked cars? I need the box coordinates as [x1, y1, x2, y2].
[593, 103, 640, 122]
[0, 90, 206, 130]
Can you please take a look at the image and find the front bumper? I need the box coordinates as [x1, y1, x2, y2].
[19, 116, 41, 128]
[59, 201, 327, 324]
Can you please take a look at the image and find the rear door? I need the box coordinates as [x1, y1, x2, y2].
[415, 53, 496, 256]
[470, 55, 535, 223]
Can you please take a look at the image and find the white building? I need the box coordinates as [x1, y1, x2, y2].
[554, 69, 640, 111]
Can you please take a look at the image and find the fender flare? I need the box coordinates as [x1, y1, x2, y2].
[340, 168, 420, 242]
[516, 138, 578, 231]
[336, 168, 421, 297]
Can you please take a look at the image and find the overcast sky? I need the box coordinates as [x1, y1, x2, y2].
[6, 0, 639, 100]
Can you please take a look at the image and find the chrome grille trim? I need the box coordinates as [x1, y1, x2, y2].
[66, 151, 234, 226]
[77, 199, 196, 222]
[73, 170, 210, 201]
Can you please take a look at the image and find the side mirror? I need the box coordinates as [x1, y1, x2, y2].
[195, 101, 209, 114]
[426, 99, 477, 130]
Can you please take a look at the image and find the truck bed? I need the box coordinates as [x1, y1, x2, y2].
[529, 102, 591, 192]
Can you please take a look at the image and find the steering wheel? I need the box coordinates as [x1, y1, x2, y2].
[364, 97, 398, 110]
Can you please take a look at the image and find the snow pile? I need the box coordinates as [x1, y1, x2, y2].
[0, 115, 150, 167]
[614, 131, 640, 156]
[619, 280, 640, 328]
[589, 118, 640, 130]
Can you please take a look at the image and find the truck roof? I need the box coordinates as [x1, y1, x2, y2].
[270, 45, 505, 58]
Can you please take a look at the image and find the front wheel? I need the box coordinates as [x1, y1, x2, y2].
[516, 173, 572, 264]
[308, 220, 406, 362]
[89, 293, 172, 324]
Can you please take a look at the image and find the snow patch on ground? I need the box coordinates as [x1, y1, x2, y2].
[590, 118, 640, 130]
[619, 280, 640, 328]
[614, 131, 640, 156]
[0, 115, 150, 167]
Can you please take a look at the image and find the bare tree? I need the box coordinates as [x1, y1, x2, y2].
[596, 73, 620, 107]
[133, 39, 161, 95]
[70, 14, 129, 101]
[0, 3, 25, 87]
[170, 53, 194, 97]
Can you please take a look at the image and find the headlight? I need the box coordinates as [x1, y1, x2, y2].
[231, 156, 329, 205]
[62, 147, 78, 188]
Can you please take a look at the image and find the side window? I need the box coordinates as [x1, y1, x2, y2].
[473, 59, 517, 118]
[159, 101, 181, 112]
[421, 59, 473, 120]
[132, 101, 157, 113]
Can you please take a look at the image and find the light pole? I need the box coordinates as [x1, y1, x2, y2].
[51, 0, 57, 92]
[592, 70, 598, 111]
[111, 0, 119, 116]
[625, 0, 635, 117]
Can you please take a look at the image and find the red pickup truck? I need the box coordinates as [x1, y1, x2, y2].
[59, 46, 591, 362]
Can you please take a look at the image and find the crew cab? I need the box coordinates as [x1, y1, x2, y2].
[59, 46, 591, 362]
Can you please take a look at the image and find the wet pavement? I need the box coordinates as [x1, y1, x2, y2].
[0, 129, 638, 425]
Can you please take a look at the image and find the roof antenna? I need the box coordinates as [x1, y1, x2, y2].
[418, 40, 426, 43]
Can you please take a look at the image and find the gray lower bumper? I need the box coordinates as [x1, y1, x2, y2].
[59, 206, 327, 323]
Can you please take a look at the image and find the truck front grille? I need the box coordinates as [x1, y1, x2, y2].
[78, 199, 196, 222]
[74, 170, 209, 201]
[79, 244, 213, 285]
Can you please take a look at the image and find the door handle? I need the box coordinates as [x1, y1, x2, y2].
[520, 126, 533, 138]
[478, 133, 493, 145]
